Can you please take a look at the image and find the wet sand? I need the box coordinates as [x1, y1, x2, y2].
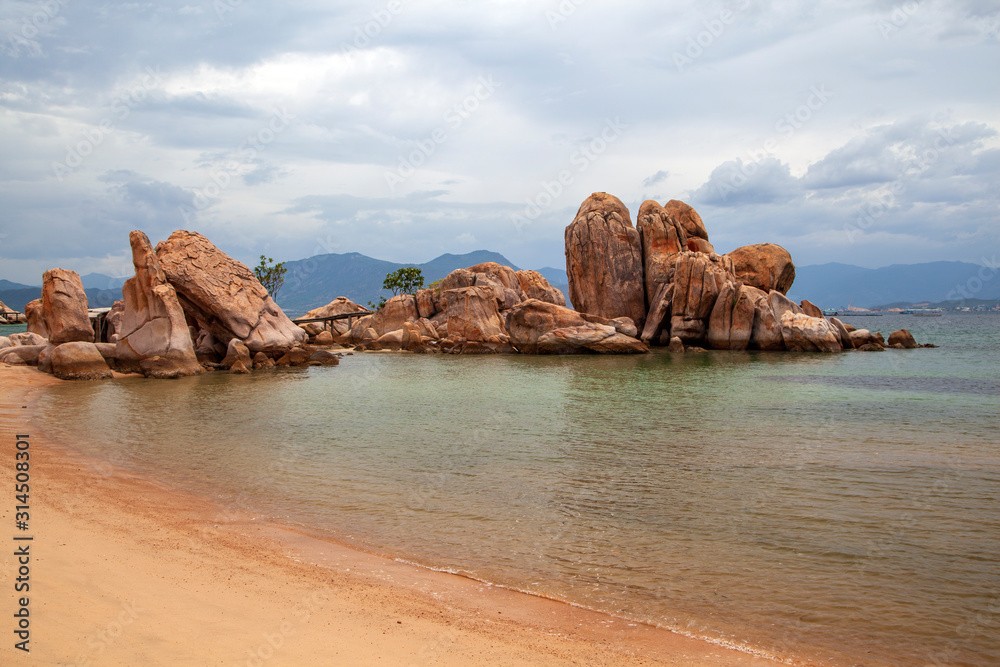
[0, 365, 794, 666]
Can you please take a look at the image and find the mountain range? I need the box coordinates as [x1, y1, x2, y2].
[2, 256, 995, 317]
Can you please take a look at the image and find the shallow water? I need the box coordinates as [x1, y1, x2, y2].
[37, 313, 1000, 665]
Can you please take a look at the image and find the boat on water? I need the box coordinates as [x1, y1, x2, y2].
[823, 309, 839, 317]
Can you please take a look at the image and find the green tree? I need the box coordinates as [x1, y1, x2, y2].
[254, 255, 287, 300]
[369, 267, 424, 310]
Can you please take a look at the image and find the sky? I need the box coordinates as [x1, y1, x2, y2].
[1, 0, 998, 286]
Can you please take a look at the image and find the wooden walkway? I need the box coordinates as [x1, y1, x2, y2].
[292, 311, 372, 334]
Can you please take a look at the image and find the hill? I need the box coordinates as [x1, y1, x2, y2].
[787, 261, 999, 309]
[278, 250, 520, 315]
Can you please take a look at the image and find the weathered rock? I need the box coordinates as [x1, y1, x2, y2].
[779, 312, 843, 353]
[8, 332, 47, 346]
[725, 244, 796, 295]
[155, 230, 306, 353]
[444, 287, 506, 342]
[371, 295, 419, 337]
[194, 329, 224, 363]
[375, 329, 405, 348]
[467, 262, 523, 294]
[25, 299, 48, 339]
[610, 317, 638, 338]
[0, 336, 10, 350]
[308, 350, 340, 365]
[506, 299, 648, 354]
[0, 345, 45, 366]
[686, 237, 716, 254]
[42, 268, 93, 344]
[474, 274, 522, 311]
[636, 200, 688, 299]
[252, 351, 275, 370]
[106, 300, 125, 343]
[50, 342, 113, 380]
[667, 336, 685, 353]
[800, 299, 824, 319]
[888, 329, 918, 349]
[415, 289, 437, 319]
[275, 347, 311, 366]
[746, 286, 784, 351]
[829, 317, 855, 350]
[342, 315, 374, 344]
[116, 231, 202, 378]
[94, 343, 117, 364]
[708, 283, 755, 350]
[301, 297, 370, 336]
[313, 331, 335, 345]
[565, 192, 646, 326]
[221, 339, 252, 370]
[848, 329, 878, 348]
[415, 318, 439, 340]
[641, 283, 673, 344]
[842, 323, 856, 333]
[37, 345, 55, 373]
[857, 342, 885, 352]
[401, 322, 427, 352]
[768, 290, 803, 325]
[515, 270, 566, 307]
[229, 358, 251, 374]
[663, 199, 709, 241]
[669, 252, 735, 344]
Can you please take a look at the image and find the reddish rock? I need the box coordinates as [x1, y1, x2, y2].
[801, 299, 824, 319]
[708, 283, 755, 350]
[663, 199, 709, 241]
[829, 317, 855, 350]
[0, 345, 45, 366]
[371, 295, 419, 337]
[106, 300, 125, 343]
[116, 231, 202, 379]
[155, 230, 306, 353]
[506, 299, 648, 354]
[301, 297, 369, 336]
[415, 289, 437, 319]
[221, 339, 252, 370]
[640, 283, 673, 344]
[565, 193, 646, 326]
[25, 299, 48, 339]
[444, 287, 506, 342]
[42, 268, 93, 344]
[50, 342, 113, 380]
[515, 270, 566, 307]
[668, 252, 735, 344]
[887, 329, 918, 349]
[746, 286, 784, 351]
[725, 244, 796, 295]
[637, 200, 688, 299]
[779, 312, 843, 353]
[275, 347, 311, 366]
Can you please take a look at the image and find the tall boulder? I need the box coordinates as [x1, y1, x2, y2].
[565, 193, 646, 326]
[370, 294, 418, 336]
[41, 269, 93, 344]
[154, 230, 306, 353]
[636, 200, 688, 300]
[662, 200, 712, 252]
[668, 252, 735, 344]
[444, 287, 506, 342]
[707, 283, 755, 350]
[746, 286, 784, 351]
[725, 243, 796, 295]
[25, 299, 49, 339]
[506, 299, 648, 355]
[116, 231, 202, 378]
[515, 270, 566, 307]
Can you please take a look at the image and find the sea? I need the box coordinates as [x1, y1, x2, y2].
[22, 313, 1000, 666]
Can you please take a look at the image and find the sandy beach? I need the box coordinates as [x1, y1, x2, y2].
[0, 365, 791, 666]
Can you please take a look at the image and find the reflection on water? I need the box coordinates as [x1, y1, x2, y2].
[37, 314, 1000, 666]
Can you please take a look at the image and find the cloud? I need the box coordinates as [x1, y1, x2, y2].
[642, 170, 669, 188]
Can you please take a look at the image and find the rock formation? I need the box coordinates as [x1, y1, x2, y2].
[116, 231, 202, 378]
[725, 243, 796, 295]
[637, 200, 688, 300]
[50, 342, 113, 380]
[154, 230, 306, 353]
[515, 270, 566, 307]
[565, 193, 646, 326]
[300, 297, 369, 337]
[506, 300, 648, 354]
[707, 283, 755, 350]
[24, 299, 48, 339]
[41, 269, 93, 344]
[668, 252, 734, 345]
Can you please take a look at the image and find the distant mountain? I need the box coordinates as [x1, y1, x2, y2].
[80, 273, 128, 290]
[278, 250, 521, 315]
[787, 261, 1000, 309]
[0, 283, 121, 313]
[535, 266, 571, 308]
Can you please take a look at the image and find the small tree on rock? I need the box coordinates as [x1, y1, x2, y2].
[370, 267, 424, 310]
[254, 255, 287, 300]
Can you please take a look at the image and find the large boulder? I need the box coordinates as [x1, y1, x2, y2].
[662, 200, 711, 249]
[25, 299, 48, 339]
[466, 262, 523, 295]
[707, 283, 756, 350]
[116, 231, 202, 379]
[829, 317, 855, 350]
[744, 286, 784, 351]
[154, 230, 306, 353]
[506, 299, 648, 354]
[370, 295, 418, 337]
[8, 332, 47, 346]
[0, 345, 45, 366]
[779, 312, 843, 353]
[444, 287, 506, 342]
[668, 251, 735, 345]
[41, 268, 93, 344]
[50, 342, 113, 380]
[888, 329, 918, 349]
[636, 200, 688, 300]
[640, 283, 673, 344]
[565, 193, 646, 326]
[515, 270, 566, 307]
[725, 243, 796, 295]
[301, 297, 370, 336]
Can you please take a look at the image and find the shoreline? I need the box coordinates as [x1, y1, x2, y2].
[1, 365, 800, 666]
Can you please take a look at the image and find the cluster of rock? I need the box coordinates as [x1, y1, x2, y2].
[323, 262, 645, 354]
[0, 230, 337, 380]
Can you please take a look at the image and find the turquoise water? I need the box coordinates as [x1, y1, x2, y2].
[36, 313, 1000, 665]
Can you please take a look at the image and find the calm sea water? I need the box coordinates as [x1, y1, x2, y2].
[36, 313, 1000, 666]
